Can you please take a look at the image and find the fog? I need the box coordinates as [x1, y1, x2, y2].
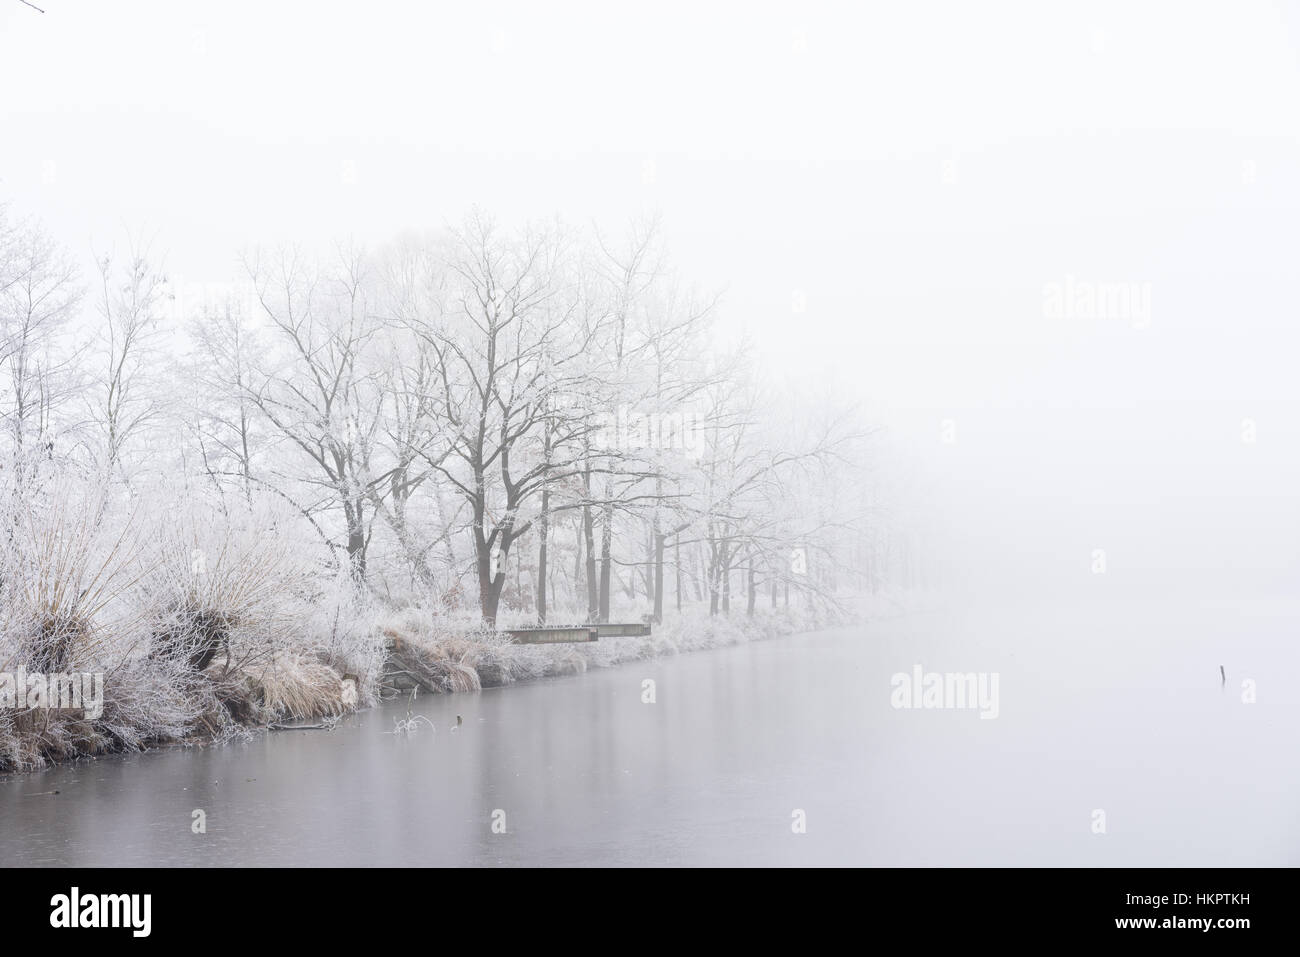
[2, 1, 1298, 867]
[5, 1, 1298, 601]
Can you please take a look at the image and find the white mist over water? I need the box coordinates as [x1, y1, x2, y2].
[1, 2, 1297, 866]
[4, 612, 1294, 866]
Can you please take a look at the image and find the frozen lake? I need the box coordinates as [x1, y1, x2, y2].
[2, 599, 1297, 866]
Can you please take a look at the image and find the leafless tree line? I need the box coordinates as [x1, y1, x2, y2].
[1, 203, 916, 626]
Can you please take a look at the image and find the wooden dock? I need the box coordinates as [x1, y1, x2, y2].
[589, 622, 652, 638]
[504, 625, 599, 644]
[381, 622, 653, 648]
[504, 622, 652, 643]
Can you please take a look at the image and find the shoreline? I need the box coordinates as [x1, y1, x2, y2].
[379, 604, 857, 697]
[0, 603, 863, 775]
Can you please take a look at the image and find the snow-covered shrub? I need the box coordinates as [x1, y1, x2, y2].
[0, 473, 207, 769]
[138, 491, 316, 674]
[0, 476, 146, 675]
[302, 566, 385, 706]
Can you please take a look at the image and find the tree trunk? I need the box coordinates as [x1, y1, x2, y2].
[598, 503, 613, 623]
[583, 503, 598, 622]
[720, 541, 731, 615]
[645, 525, 656, 605]
[572, 513, 583, 597]
[477, 541, 506, 625]
[707, 540, 720, 616]
[652, 532, 665, 623]
[536, 485, 549, 623]
[674, 537, 681, 613]
[344, 497, 367, 581]
[475, 509, 509, 626]
[692, 545, 704, 602]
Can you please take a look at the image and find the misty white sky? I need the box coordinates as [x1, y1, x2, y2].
[3, 0, 1299, 595]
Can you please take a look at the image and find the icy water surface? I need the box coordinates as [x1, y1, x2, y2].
[2, 599, 1297, 866]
